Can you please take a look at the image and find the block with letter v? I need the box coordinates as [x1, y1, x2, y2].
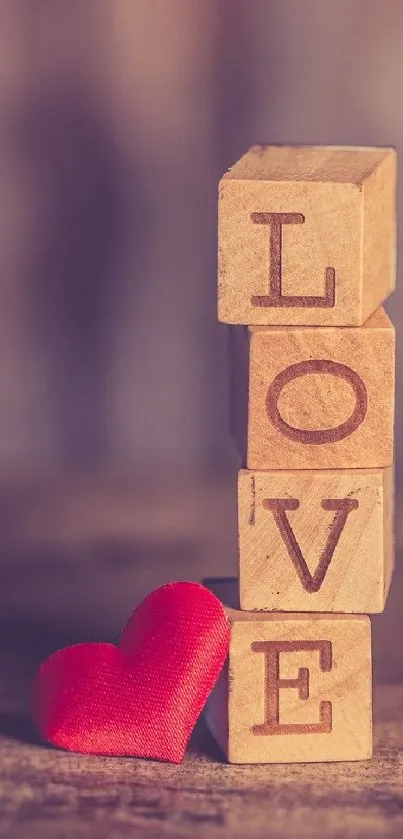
[238, 467, 393, 613]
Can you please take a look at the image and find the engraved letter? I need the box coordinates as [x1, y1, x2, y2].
[251, 212, 335, 308]
[252, 640, 332, 735]
[265, 359, 368, 444]
[263, 498, 359, 592]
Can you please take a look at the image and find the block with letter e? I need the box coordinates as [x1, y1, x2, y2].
[218, 144, 395, 326]
[204, 580, 372, 764]
[230, 307, 394, 470]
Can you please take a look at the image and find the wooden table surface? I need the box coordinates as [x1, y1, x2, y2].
[0, 473, 402, 839]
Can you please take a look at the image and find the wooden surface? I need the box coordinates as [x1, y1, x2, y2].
[2, 680, 403, 839]
[231, 308, 395, 470]
[238, 466, 393, 613]
[218, 145, 396, 326]
[0, 473, 402, 837]
[205, 580, 372, 764]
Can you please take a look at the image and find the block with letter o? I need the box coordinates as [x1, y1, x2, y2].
[230, 307, 394, 470]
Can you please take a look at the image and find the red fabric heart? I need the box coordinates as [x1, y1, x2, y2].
[32, 581, 229, 763]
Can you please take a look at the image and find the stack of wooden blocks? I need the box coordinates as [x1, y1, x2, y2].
[205, 145, 396, 764]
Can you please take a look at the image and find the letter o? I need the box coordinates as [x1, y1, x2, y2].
[265, 360, 368, 444]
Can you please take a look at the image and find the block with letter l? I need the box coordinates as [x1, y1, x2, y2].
[230, 307, 394, 470]
[218, 144, 395, 326]
[204, 579, 372, 764]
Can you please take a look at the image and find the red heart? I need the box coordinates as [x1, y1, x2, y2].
[32, 581, 229, 763]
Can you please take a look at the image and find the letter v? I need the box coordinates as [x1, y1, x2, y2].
[262, 498, 359, 593]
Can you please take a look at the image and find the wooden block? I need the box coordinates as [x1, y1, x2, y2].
[204, 579, 372, 764]
[218, 145, 396, 326]
[230, 307, 395, 470]
[238, 466, 394, 614]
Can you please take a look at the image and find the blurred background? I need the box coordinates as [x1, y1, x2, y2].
[0, 0, 400, 475]
[0, 1, 401, 677]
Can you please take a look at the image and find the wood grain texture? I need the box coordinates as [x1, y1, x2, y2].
[238, 466, 394, 613]
[218, 145, 396, 326]
[205, 579, 372, 764]
[231, 308, 395, 470]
